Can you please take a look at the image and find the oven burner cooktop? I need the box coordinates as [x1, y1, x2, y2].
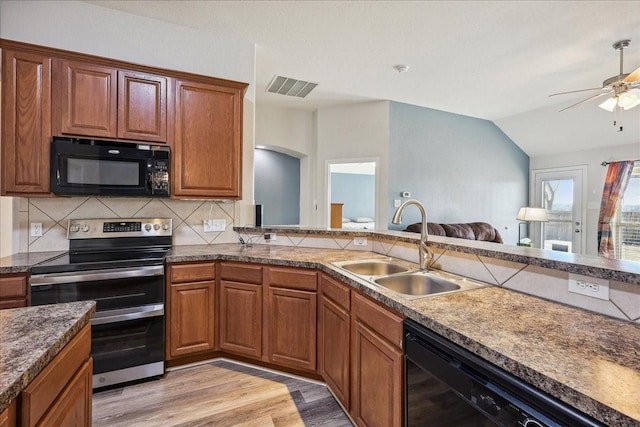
[31, 218, 173, 274]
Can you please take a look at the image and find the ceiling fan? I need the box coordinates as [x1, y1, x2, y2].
[550, 39, 640, 112]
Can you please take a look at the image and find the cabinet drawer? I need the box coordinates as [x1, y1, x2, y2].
[320, 274, 350, 311]
[169, 262, 215, 283]
[0, 276, 27, 299]
[0, 299, 27, 310]
[220, 263, 263, 284]
[268, 267, 317, 291]
[352, 292, 403, 348]
[21, 323, 91, 426]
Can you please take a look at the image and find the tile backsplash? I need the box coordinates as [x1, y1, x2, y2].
[21, 197, 239, 252]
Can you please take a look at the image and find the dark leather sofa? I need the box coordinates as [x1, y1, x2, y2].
[405, 222, 503, 243]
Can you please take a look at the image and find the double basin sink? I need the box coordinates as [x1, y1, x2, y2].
[332, 259, 484, 299]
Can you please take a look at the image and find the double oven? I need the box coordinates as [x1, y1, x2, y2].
[30, 218, 172, 389]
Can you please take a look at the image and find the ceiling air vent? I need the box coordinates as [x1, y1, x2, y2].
[266, 75, 318, 98]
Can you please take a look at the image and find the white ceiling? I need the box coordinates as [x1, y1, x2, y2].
[86, 0, 640, 157]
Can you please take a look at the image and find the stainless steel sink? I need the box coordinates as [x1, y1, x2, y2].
[332, 259, 410, 276]
[374, 273, 460, 296]
[332, 259, 485, 299]
[373, 271, 484, 299]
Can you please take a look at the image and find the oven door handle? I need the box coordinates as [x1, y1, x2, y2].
[91, 304, 164, 326]
[30, 265, 164, 286]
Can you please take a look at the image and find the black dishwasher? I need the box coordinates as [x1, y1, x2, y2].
[404, 320, 603, 427]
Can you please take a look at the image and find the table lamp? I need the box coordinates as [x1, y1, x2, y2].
[516, 207, 549, 246]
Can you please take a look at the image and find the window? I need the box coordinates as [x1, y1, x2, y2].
[614, 162, 640, 262]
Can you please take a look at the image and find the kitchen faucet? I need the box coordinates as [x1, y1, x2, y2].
[392, 199, 434, 270]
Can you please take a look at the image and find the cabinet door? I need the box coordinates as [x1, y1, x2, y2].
[35, 359, 92, 427]
[351, 321, 403, 427]
[118, 71, 167, 142]
[173, 79, 243, 199]
[318, 295, 350, 409]
[168, 281, 215, 358]
[267, 287, 317, 371]
[1, 50, 51, 195]
[60, 60, 117, 138]
[0, 399, 16, 427]
[219, 281, 262, 358]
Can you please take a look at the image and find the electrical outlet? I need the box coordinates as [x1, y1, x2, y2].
[204, 219, 227, 232]
[264, 233, 276, 241]
[30, 222, 43, 237]
[394, 199, 401, 208]
[568, 273, 609, 300]
[353, 237, 368, 246]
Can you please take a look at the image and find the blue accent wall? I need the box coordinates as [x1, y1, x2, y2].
[254, 149, 300, 225]
[388, 102, 529, 244]
[331, 173, 375, 220]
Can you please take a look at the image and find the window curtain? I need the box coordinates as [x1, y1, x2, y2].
[597, 161, 634, 258]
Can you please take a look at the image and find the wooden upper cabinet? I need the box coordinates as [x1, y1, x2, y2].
[58, 61, 168, 142]
[173, 79, 243, 199]
[1, 49, 52, 195]
[59, 60, 117, 138]
[117, 71, 167, 142]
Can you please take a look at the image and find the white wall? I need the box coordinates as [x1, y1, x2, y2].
[0, 0, 257, 254]
[531, 142, 639, 256]
[255, 106, 316, 225]
[0, 1, 255, 99]
[316, 102, 390, 227]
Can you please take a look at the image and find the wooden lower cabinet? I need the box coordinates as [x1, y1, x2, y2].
[21, 323, 92, 427]
[0, 274, 28, 309]
[219, 280, 262, 358]
[350, 292, 404, 427]
[318, 274, 351, 409]
[167, 262, 216, 359]
[267, 286, 317, 371]
[0, 400, 16, 427]
[351, 320, 403, 427]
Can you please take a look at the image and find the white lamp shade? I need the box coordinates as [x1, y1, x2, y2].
[516, 207, 549, 222]
[622, 89, 640, 110]
[598, 97, 617, 112]
[617, 91, 638, 109]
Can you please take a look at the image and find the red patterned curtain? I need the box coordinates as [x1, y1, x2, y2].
[597, 161, 634, 258]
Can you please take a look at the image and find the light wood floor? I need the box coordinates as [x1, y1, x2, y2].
[92, 360, 354, 427]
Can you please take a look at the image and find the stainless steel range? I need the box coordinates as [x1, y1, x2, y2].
[30, 218, 172, 389]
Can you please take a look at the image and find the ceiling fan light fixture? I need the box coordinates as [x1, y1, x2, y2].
[621, 89, 640, 110]
[598, 97, 617, 112]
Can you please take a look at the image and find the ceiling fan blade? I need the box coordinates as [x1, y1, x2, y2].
[548, 87, 603, 97]
[623, 65, 640, 83]
[558, 92, 611, 112]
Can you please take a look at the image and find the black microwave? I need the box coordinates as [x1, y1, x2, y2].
[50, 137, 170, 197]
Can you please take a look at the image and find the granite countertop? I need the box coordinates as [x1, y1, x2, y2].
[0, 301, 96, 413]
[169, 244, 640, 426]
[1, 243, 639, 425]
[0, 250, 66, 274]
[237, 226, 640, 284]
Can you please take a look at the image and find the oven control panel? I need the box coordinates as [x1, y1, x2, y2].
[68, 218, 172, 239]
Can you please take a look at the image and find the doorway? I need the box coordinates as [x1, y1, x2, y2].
[254, 148, 301, 225]
[328, 161, 376, 229]
[533, 166, 586, 253]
